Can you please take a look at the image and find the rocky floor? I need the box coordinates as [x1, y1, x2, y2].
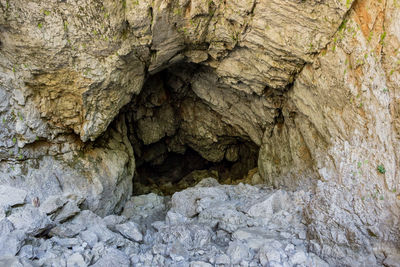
[1, 178, 331, 266]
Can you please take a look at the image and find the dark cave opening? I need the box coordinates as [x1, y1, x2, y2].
[133, 141, 259, 195]
[124, 63, 260, 195]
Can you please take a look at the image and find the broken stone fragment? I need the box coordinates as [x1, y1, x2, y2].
[91, 248, 130, 267]
[0, 256, 34, 267]
[0, 230, 26, 257]
[0, 186, 27, 208]
[52, 201, 81, 224]
[103, 215, 127, 232]
[115, 221, 143, 242]
[39, 195, 68, 215]
[0, 218, 14, 236]
[171, 186, 228, 218]
[7, 207, 53, 236]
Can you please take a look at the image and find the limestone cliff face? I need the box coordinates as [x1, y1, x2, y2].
[0, 0, 400, 264]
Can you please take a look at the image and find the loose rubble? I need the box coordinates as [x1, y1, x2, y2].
[1, 178, 399, 266]
[0, 178, 332, 266]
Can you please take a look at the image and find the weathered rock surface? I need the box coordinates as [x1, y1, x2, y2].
[0, 179, 397, 266]
[0, 0, 352, 209]
[0, 0, 400, 266]
[0, 180, 327, 266]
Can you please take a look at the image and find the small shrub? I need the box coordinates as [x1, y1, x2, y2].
[377, 164, 386, 174]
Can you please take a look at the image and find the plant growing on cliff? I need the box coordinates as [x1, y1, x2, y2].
[379, 31, 387, 45]
[377, 164, 386, 174]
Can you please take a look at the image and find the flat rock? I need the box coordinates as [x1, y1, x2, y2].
[0, 218, 15, 236]
[103, 215, 127, 232]
[8, 207, 53, 236]
[115, 222, 143, 242]
[53, 202, 81, 223]
[0, 186, 27, 208]
[66, 253, 87, 267]
[39, 195, 68, 215]
[0, 230, 26, 257]
[91, 248, 130, 267]
[0, 256, 34, 267]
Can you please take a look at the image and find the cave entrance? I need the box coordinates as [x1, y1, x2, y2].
[124, 63, 260, 195]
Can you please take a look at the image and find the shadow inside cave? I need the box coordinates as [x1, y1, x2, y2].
[121, 63, 260, 195]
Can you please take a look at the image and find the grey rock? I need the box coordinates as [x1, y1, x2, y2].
[49, 223, 87, 238]
[39, 195, 68, 215]
[215, 254, 230, 265]
[50, 237, 81, 248]
[0, 186, 27, 208]
[0, 256, 34, 267]
[66, 253, 87, 267]
[86, 225, 118, 244]
[165, 211, 188, 225]
[91, 248, 130, 267]
[384, 254, 400, 267]
[168, 241, 189, 262]
[79, 230, 98, 248]
[0, 230, 26, 257]
[190, 261, 212, 267]
[17, 245, 34, 260]
[259, 247, 282, 265]
[0, 6, 398, 267]
[0, 218, 15, 236]
[122, 193, 166, 224]
[290, 251, 307, 265]
[171, 187, 228, 218]
[103, 215, 127, 232]
[8, 207, 53, 236]
[53, 202, 81, 223]
[115, 221, 143, 242]
[227, 241, 251, 265]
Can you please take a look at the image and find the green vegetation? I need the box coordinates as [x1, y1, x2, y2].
[38, 22, 43, 29]
[379, 31, 387, 45]
[367, 32, 373, 42]
[377, 164, 386, 174]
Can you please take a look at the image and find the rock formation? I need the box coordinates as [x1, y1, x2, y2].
[0, 0, 399, 266]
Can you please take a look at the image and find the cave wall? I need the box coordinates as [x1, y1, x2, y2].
[0, 0, 400, 261]
[259, 0, 400, 262]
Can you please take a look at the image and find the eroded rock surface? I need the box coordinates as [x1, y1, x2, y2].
[0, 180, 327, 266]
[0, 0, 356, 213]
[1, 179, 398, 266]
[0, 0, 400, 266]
